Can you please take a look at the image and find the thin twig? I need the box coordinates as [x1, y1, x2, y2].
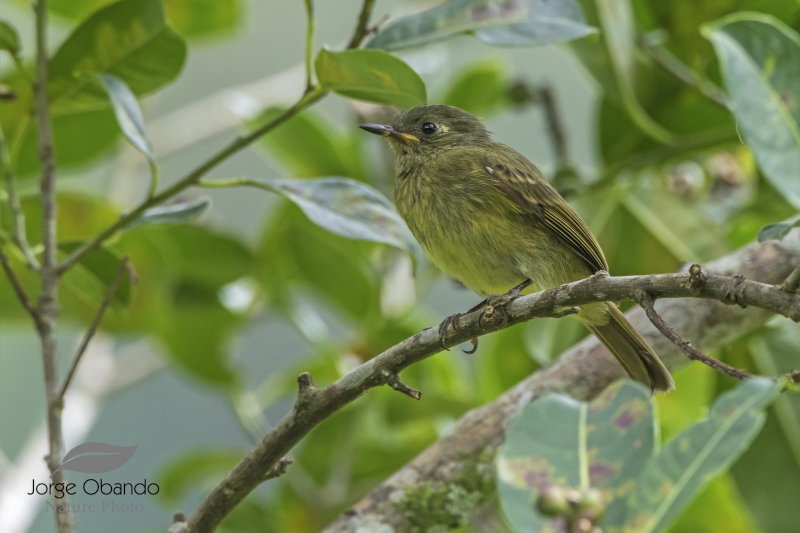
[0, 127, 39, 270]
[264, 456, 294, 481]
[782, 262, 800, 292]
[538, 86, 568, 169]
[638, 293, 752, 380]
[58, 257, 129, 402]
[303, 0, 315, 91]
[0, 246, 39, 322]
[346, 0, 377, 49]
[388, 373, 422, 400]
[640, 39, 730, 109]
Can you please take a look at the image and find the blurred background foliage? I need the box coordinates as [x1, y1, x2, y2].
[1, 0, 799, 532]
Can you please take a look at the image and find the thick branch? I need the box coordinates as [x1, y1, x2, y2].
[33, 1, 74, 532]
[323, 238, 800, 533]
[186, 237, 800, 533]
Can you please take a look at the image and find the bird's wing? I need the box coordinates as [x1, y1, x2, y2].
[480, 152, 608, 273]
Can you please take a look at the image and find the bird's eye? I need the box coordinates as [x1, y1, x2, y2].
[421, 123, 437, 135]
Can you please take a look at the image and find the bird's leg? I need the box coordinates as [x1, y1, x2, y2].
[438, 297, 490, 351]
[481, 279, 532, 328]
[438, 279, 531, 352]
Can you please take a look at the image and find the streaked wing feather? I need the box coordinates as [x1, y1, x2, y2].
[482, 157, 608, 273]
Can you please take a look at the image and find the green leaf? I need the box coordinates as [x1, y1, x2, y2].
[443, 60, 510, 117]
[757, 218, 800, 242]
[96, 73, 154, 162]
[14, 192, 121, 245]
[367, 0, 596, 51]
[257, 177, 424, 266]
[157, 285, 240, 387]
[584, 0, 674, 143]
[625, 377, 780, 533]
[14, 108, 121, 177]
[255, 108, 358, 179]
[0, 18, 20, 55]
[315, 49, 426, 108]
[59, 242, 132, 309]
[257, 204, 378, 321]
[158, 448, 243, 504]
[128, 197, 211, 229]
[161, 0, 242, 39]
[497, 380, 656, 532]
[731, 326, 800, 533]
[704, 14, 800, 209]
[44, 0, 242, 39]
[49, 0, 187, 105]
[134, 224, 254, 289]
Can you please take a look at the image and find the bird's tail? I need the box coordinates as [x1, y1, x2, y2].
[586, 302, 675, 392]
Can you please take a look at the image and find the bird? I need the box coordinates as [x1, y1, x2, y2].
[359, 104, 674, 392]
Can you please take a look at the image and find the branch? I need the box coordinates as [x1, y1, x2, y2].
[782, 262, 800, 292]
[637, 290, 752, 380]
[0, 246, 39, 322]
[347, 0, 377, 49]
[538, 86, 567, 169]
[32, 1, 74, 532]
[321, 236, 800, 533]
[303, 0, 315, 91]
[57, 257, 130, 402]
[185, 237, 800, 533]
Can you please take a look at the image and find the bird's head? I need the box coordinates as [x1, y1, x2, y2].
[359, 105, 491, 155]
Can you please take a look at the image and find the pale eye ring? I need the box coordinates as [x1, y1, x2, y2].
[421, 123, 437, 135]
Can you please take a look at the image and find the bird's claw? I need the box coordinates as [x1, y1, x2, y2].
[463, 338, 479, 354]
[478, 280, 530, 328]
[438, 313, 463, 351]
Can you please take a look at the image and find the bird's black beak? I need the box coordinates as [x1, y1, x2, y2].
[359, 123, 420, 143]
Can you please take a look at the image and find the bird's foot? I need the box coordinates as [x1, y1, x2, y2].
[438, 313, 464, 351]
[479, 279, 532, 328]
[463, 338, 479, 354]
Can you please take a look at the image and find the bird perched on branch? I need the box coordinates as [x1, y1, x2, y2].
[360, 105, 674, 392]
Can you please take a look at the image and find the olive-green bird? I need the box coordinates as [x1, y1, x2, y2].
[360, 105, 674, 392]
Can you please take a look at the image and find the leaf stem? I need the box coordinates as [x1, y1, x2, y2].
[641, 38, 730, 109]
[304, 0, 315, 91]
[147, 160, 159, 199]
